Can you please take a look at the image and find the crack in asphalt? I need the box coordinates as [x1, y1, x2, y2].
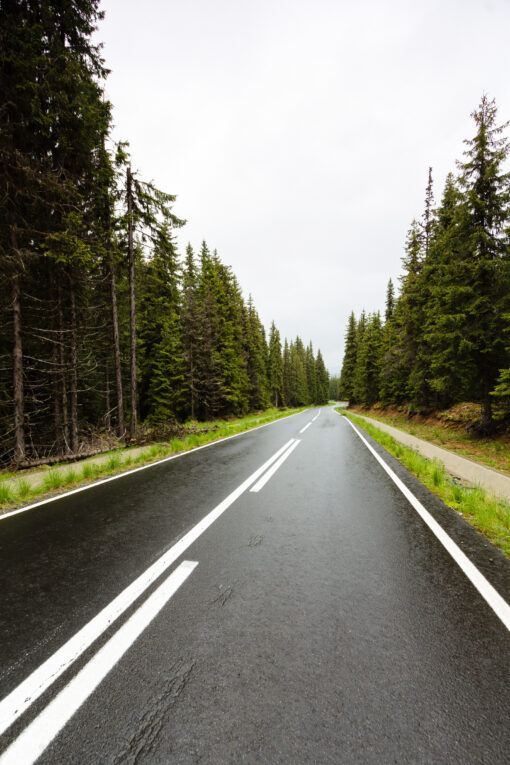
[113, 659, 195, 765]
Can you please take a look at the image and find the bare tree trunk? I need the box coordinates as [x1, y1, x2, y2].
[109, 255, 124, 439]
[69, 277, 79, 453]
[127, 165, 137, 439]
[57, 274, 70, 453]
[50, 268, 62, 452]
[190, 349, 195, 419]
[105, 359, 111, 431]
[12, 268, 25, 463]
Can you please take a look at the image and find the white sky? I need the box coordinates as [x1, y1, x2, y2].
[97, 0, 510, 373]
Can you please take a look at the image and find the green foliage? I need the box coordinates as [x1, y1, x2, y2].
[328, 375, 340, 401]
[138, 227, 186, 423]
[339, 312, 357, 402]
[339, 96, 510, 428]
[352, 313, 383, 406]
[0, 2, 328, 465]
[268, 322, 284, 407]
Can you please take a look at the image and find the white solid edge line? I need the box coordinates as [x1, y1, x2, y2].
[299, 422, 312, 434]
[0, 561, 198, 765]
[0, 438, 295, 738]
[250, 440, 301, 493]
[343, 415, 510, 632]
[0, 409, 310, 522]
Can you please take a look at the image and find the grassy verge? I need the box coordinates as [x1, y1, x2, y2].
[0, 407, 307, 515]
[338, 409, 510, 559]
[348, 406, 510, 476]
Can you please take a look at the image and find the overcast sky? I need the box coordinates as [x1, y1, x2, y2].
[97, 0, 510, 373]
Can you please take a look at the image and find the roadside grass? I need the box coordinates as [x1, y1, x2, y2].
[339, 410, 510, 559]
[349, 406, 510, 477]
[0, 406, 307, 514]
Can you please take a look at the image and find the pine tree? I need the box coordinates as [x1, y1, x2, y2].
[305, 342, 318, 404]
[1, 0, 110, 461]
[422, 167, 435, 257]
[214, 256, 250, 416]
[352, 313, 383, 406]
[268, 322, 284, 407]
[395, 220, 430, 405]
[118, 152, 186, 435]
[315, 350, 329, 404]
[245, 296, 269, 410]
[283, 339, 292, 407]
[457, 95, 510, 428]
[294, 337, 310, 404]
[385, 279, 395, 323]
[423, 173, 476, 405]
[138, 227, 186, 423]
[194, 242, 222, 419]
[338, 312, 358, 402]
[181, 244, 200, 418]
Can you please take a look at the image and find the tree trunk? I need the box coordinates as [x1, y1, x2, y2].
[105, 360, 111, 431]
[127, 166, 137, 439]
[57, 274, 70, 453]
[190, 348, 195, 419]
[69, 276, 79, 453]
[50, 268, 62, 452]
[12, 269, 25, 463]
[109, 254, 124, 439]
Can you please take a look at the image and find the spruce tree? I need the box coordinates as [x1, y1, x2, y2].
[283, 339, 292, 406]
[268, 322, 284, 407]
[305, 342, 318, 404]
[338, 312, 358, 402]
[423, 173, 476, 405]
[294, 337, 310, 404]
[385, 279, 395, 323]
[181, 244, 200, 418]
[315, 350, 329, 404]
[422, 167, 435, 257]
[352, 313, 383, 406]
[214, 257, 250, 415]
[245, 296, 269, 410]
[138, 227, 186, 423]
[457, 95, 510, 428]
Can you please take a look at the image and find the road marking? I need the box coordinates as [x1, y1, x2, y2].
[343, 416, 510, 632]
[299, 422, 312, 434]
[0, 561, 198, 765]
[0, 438, 295, 738]
[250, 440, 301, 493]
[0, 409, 311, 522]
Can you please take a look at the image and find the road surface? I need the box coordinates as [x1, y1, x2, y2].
[0, 406, 508, 763]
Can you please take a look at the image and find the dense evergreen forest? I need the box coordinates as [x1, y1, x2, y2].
[0, 1, 328, 466]
[339, 95, 510, 433]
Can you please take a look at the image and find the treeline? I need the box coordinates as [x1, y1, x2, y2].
[0, 1, 328, 465]
[339, 96, 510, 432]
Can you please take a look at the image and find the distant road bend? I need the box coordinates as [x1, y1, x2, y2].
[0, 405, 508, 763]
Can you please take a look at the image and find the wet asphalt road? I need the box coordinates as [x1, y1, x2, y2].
[0, 406, 509, 763]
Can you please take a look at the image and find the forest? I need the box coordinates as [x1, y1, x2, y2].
[339, 95, 510, 434]
[0, 1, 329, 467]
